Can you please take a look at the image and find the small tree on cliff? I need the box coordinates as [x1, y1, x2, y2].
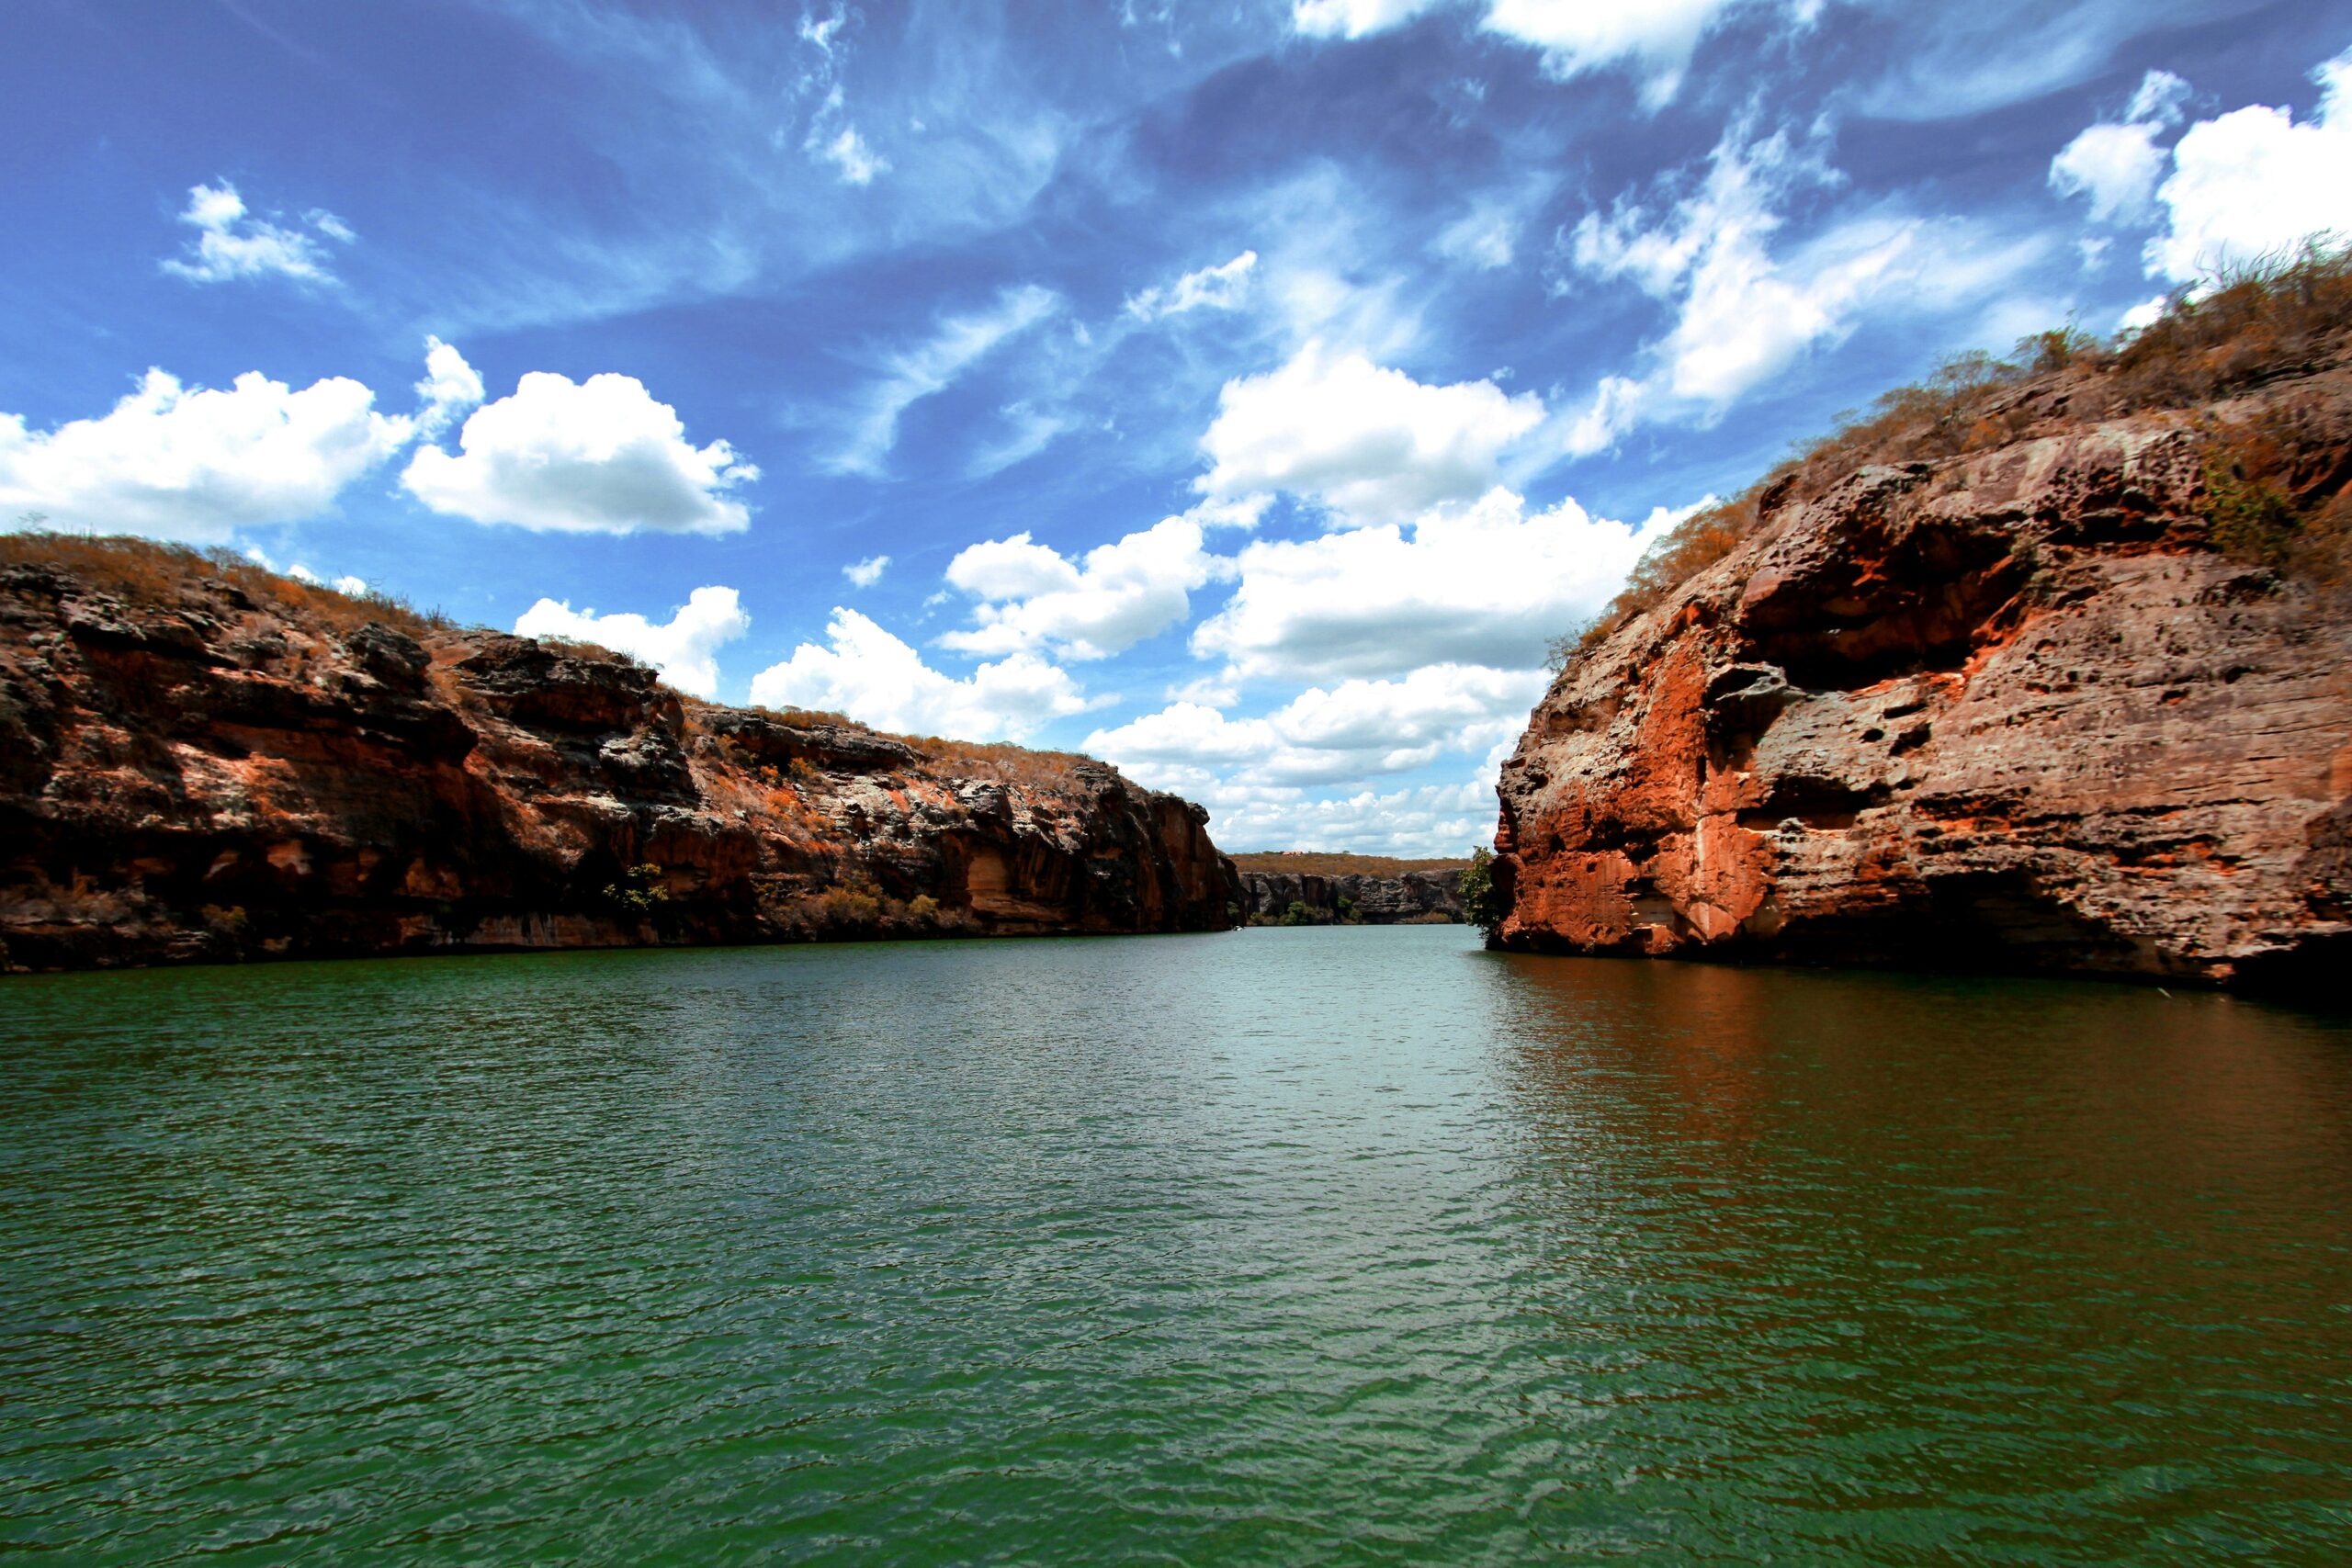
[1459, 848, 1506, 942]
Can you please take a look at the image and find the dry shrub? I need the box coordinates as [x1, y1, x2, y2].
[911, 737, 1100, 790]
[1552, 241, 2352, 662]
[2109, 243, 2352, 412]
[2197, 400, 2352, 586]
[744, 703, 858, 729]
[0, 532, 451, 638]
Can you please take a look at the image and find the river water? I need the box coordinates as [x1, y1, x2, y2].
[3, 926, 2347, 1563]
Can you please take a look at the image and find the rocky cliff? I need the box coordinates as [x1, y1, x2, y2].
[1493, 305, 2352, 989]
[1239, 869, 1464, 924]
[0, 540, 1242, 971]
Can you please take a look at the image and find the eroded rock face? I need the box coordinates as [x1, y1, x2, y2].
[0, 559, 1242, 971]
[1493, 389, 2352, 990]
[1239, 870, 1465, 924]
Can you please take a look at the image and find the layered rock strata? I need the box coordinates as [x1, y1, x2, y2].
[1492, 374, 2352, 989]
[1240, 869, 1465, 924]
[0, 552, 1241, 971]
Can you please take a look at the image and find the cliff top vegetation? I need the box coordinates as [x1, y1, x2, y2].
[2, 532, 1127, 795]
[1555, 242, 2352, 671]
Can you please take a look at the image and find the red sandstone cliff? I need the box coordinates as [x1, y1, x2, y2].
[0, 541, 1241, 971]
[1493, 320, 2352, 989]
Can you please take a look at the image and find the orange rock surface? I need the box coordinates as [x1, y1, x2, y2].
[0, 548, 1241, 971]
[1492, 376, 2352, 989]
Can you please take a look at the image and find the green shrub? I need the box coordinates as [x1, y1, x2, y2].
[1459, 848, 1505, 942]
[604, 863, 671, 914]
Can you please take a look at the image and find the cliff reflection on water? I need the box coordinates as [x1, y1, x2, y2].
[2, 928, 2347, 1564]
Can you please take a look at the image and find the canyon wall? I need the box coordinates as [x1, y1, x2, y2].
[1239, 869, 1464, 924]
[1492, 367, 2351, 990]
[0, 548, 1242, 971]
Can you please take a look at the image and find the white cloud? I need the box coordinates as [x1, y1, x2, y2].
[830, 285, 1062, 476]
[843, 554, 890, 587]
[1480, 0, 1756, 103]
[1196, 342, 1544, 525]
[1564, 374, 1649, 457]
[1291, 0, 1444, 40]
[748, 608, 1104, 740]
[0, 367, 413, 543]
[1087, 663, 1545, 789]
[2119, 294, 2168, 333]
[818, 126, 889, 186]
[941, 510, 1235, 661]
[414, 336, 486, 436]
[1192, 486, 1692, 682]
[1125, 251, 1259, 321]
[2129, 68, 2193, 127]
[1561, 131, 2042, 443]
[1434, 205, 1520, 270]
[2048, 72, 2196, 226]
[513, 585, 751, 698]
[2143, 48, 2352, 285]
[402, 369, 756, 534]
[333, 574, 368, 595]
[2050, 119, 2169, 225]
[162, 181, 351, 286]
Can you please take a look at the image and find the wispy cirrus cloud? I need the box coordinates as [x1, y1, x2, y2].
[826, 285, 1064, 477]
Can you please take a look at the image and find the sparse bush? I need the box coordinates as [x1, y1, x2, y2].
[604, 863, 671, 914]
[1459, 847, 1505, 942]
[1549, 239, 2352, 660]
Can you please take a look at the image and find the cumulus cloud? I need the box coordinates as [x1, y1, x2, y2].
[2143, 48, 2352, 285]
[402, 368, 756, 534]
[414, 336, 486, 436]
[1125, 251, 1259, 321]
[1196, 342, 1544, 525]
[2050, 119, 2170, 225]
[1192, 485, 1692, 682]
[1086, 662, 1545, 789]
[748, 608, 1104, 740]
[512, 585, 750, 698]
[830, 285, 1063, 476]
[843, 554, 890, 587]
[162, 180, 353, 286]
[0, 367, 413, 542]
[2048, 72, 2192, 225]
[940, 507, 1237, 660]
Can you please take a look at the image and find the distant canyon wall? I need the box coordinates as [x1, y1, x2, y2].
[1240, 869, 1464, 925]
[0, 547, 1242, 972]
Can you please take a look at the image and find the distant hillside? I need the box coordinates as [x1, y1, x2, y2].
[1228, 852, 1470, 876]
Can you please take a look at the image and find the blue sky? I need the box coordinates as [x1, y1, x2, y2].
[5, 0, 2350, 852]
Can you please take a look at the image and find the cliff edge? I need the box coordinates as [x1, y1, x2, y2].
[1493, 263, 2352, 989]
[0, 540, 1242, 971]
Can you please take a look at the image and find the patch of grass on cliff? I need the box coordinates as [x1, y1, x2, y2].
[0, 532, 453, 638]
[1554, 242, 2352, 664]
[2197, 400, 2352, 586]
[908, 738, 1103, 790]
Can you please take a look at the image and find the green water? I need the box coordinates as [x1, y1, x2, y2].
[3, 928, 2348, 1564]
